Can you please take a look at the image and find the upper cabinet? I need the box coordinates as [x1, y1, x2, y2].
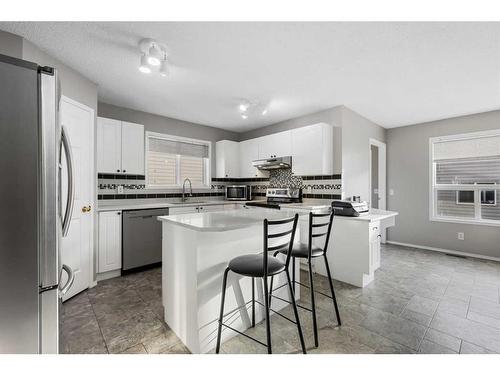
[215, 123, 335, 178]
[97, 117, 145, 175]
[216, 140, 240, 178]
[291, 123, 333, 176]
[239, 138, 261, 178]
[257, 131, 292, 159]
[121, 121, 145, 175]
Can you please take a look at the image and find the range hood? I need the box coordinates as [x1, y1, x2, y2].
[252, 156, 292, 170]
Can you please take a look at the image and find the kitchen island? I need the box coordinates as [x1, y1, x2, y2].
[158, 207, 307, 354]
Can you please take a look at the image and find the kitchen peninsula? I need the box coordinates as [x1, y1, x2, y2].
[158, 204, 397, 353]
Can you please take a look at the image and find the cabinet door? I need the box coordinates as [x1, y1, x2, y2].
[239, 138, 260, 177]
[369, 223, 381, 270]
[98, 211, 122, 273]
[97, 117, 122, 174]
[258, 131, 292, 159]
[121, 121, 145, 175]
[216, 140, 240, 178]
[291, 124, 323, 175]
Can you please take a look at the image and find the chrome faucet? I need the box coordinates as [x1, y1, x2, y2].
[182, 178, 193, 202]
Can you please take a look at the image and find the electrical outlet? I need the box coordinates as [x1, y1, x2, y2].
[117, 185, 124, 194]
[389, 189, 394, 196]
[307, 186, 312, 193]
[457, 232, 464, 241]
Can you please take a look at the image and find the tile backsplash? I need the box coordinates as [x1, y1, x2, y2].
[98, 171, 342, 200]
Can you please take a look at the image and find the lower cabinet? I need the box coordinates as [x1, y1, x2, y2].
[98, 210, 122, 273]
[369, 222, 381, 270]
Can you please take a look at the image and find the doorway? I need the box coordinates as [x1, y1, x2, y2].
[369, 138, 386, 210]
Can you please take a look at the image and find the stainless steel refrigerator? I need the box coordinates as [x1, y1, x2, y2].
[0, 53, 75, 353]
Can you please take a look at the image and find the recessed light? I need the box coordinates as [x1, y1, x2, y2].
[241, 114, 248, 119]
[139, 54, 151, 74]
[262, 109, 268, 115]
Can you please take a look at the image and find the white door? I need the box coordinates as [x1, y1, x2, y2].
[369, 139, 387, 210]
[97, 117, 121, 174]
[121, 121, 144, 175]
[60, 96, 94, 300]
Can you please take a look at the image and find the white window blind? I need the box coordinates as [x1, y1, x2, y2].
[430, 131, 500, 225]
[146, 133, 210, 188]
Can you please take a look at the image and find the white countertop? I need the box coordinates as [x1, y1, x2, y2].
[97, 199, 256, 212]
[158, 207, 308, 232]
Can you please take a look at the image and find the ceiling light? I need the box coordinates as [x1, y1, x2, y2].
[159, 57, 168, 77]
[262, 109, 268, 115]
[139, 54, 151, 74]
[241, 114, 248, 119]
[147, 44, 162, 66]
[239, 103, 248, 112]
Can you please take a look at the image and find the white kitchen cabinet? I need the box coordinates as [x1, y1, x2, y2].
[97, 117, 145, 175]
[97, 117, 122, 174]
[291, 123, 334, 175]
[369, 222, 381, 270]
[216, 140, 240, 178]
[199, 204, 226, 212]
[239, 138, 262, 178]
[257, 131, 292, 159]
[121, 121, 145, 175]
[98, 211, 122, 273]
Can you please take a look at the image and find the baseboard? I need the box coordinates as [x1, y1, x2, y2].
[386, 240, 500, 263]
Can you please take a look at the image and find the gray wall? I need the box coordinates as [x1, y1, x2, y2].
[341, 106, 386, 201]
[98, 102, 240, 173]
[239, 105, 386, 200]
[0, 30, 22, 58]
[387, 110, 500, 259]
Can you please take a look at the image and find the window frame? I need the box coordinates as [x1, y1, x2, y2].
[429, 129, 500, 227]
[145, 131, 211, 189]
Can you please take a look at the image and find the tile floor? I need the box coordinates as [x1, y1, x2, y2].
[61, 243, 500, 354]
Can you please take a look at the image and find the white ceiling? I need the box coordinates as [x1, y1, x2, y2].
[1, 22, 499, 132]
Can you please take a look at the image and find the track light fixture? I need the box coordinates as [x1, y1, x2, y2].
[238, 100, 268, 119]
[138, 38, 169, 76]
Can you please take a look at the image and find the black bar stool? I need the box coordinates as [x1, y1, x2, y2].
[215, 214, 306, 354]
[270, 208, 341, 348]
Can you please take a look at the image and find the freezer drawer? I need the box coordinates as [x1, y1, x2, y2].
[122, 208, 169, 271]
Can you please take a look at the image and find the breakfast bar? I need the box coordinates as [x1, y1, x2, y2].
[158, 207, 307, 354]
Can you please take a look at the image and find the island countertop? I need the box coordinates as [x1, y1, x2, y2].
[158, 207, 308, 232]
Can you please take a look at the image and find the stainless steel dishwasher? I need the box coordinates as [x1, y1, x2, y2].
[122, 208, 169, 272]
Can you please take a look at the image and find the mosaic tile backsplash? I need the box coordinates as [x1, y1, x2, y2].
[98, 171, 342, 200]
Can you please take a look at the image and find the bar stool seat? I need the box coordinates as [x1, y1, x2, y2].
[228, 254, 285, 277]
[278, 243, 324, 258]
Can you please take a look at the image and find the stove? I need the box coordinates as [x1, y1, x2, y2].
[245, 188, 302, 210]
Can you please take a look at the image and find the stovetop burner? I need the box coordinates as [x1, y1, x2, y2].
[245, 188, 302, 210]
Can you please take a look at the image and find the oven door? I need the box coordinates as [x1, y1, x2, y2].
[226, 185, 247, 200]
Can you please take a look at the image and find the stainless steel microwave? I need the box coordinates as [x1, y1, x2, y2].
[225, 185, 252, 201]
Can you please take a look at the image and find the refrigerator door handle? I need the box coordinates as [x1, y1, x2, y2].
[61, 125, 74, 237]
[59, 264, 74, 296]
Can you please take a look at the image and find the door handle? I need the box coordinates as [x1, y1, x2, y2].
[82, 205, 91, 213]
[61, 126, 75, 237]
[59, 264, 74, 296]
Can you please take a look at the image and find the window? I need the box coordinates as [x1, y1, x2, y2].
[430, 130, 500, 225]
[146, 132, 210, 188]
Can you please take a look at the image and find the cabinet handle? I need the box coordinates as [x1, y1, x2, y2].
[372, 226, 378, 230]
[123, 169, 126, 173]
[117, 212, 121, 215]
[117, 169, 120, 172]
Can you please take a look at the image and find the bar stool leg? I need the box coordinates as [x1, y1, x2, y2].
[292, 257, 296, 293]
[262, 276, 272, 354]
[216, 267, 230, 354]
[251, 277, 255, 328]
[285, 269, 307, 354]
[323, 255, 341, 326]
[308, 259, 319, 347]
[268, 275, 274, 309]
